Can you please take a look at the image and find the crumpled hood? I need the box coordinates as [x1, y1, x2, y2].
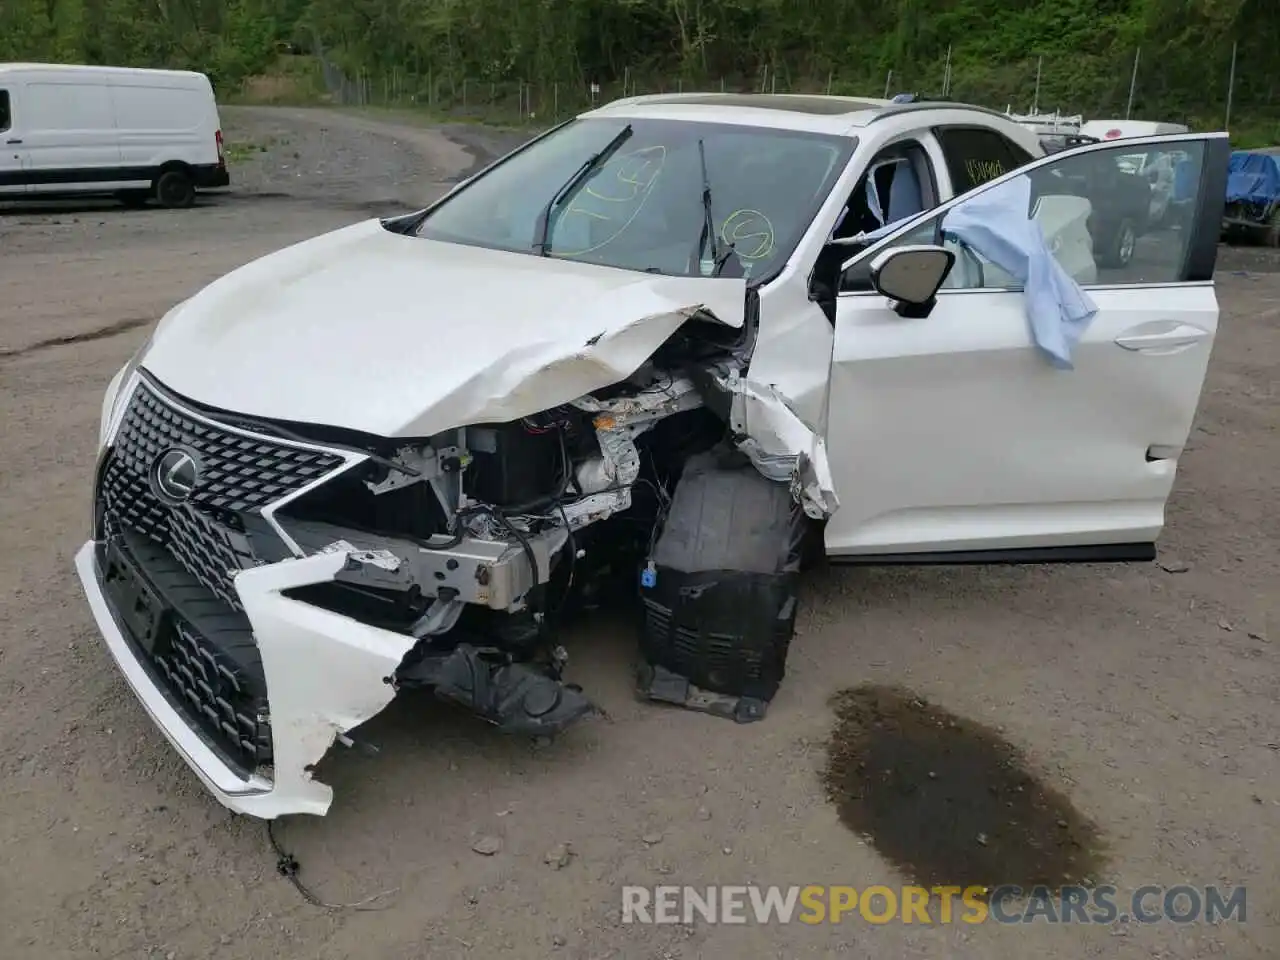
[141, 219, 746, 438]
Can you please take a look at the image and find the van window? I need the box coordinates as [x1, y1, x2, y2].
[111, 85, 199, 130]
[0, 90, 10, 133]
[25, 82, 114, 131]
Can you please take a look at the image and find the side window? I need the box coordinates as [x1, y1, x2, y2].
[842, 139, 1208, 292]
[829, 140, 938, 242]
[934, 126, 1035, 193]
[0, 90, 10, 133]
[819, 140, 938, 299]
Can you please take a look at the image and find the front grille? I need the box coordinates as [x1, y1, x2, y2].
[162, 616, 272, 763]
[99, 378, 346, 606]
[102, 528, 273, 773]
[96, 376, 352, 773]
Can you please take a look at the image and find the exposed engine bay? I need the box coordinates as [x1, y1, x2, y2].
[267, 311, 835, 741]
[80, 275, 839, 818]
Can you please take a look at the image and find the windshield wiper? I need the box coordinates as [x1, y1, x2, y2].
[695, 139, 742, 278]
[532, 123, 633, 256]
[696, 139, 721, 268]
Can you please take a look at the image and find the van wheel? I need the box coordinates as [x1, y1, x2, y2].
[155, 170, 195, 209]
[117, 190, 150, 209]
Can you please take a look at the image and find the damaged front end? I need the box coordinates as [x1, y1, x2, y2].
[75, 298, 837, 818]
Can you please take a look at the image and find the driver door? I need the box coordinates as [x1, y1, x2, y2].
[823, 132, 1230, 562]
[0, 86, 26, 197]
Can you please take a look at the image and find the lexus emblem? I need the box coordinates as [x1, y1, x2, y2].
[153, 447, 202, 502]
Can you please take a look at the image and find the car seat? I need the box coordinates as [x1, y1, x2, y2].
[886, 160, 925, 223]
[863, 158, 926, 229]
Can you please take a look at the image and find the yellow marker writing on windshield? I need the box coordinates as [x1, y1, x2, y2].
[721, 209, 775, 259]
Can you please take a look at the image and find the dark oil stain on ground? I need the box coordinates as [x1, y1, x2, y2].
[822, 684, 1106, 894]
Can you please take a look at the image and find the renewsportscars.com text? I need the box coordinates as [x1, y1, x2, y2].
[621, 884, 1247, 925]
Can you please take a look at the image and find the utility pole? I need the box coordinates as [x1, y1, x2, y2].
[1225, 40, 1238, 130]
[1125, 48, 1140, 119]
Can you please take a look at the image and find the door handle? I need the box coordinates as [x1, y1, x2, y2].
[5, 138, 21, 145]
[1114, 320, 1210, 354]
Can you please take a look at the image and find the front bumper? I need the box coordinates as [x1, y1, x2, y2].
[75, 541, 415, 818]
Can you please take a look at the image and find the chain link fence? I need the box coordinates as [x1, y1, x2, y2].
[274, 46, 1277, 140]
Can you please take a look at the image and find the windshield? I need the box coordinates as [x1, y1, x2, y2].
[416, 117, 854, 280]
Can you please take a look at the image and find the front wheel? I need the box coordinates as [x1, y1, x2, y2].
[154, 169, 195, 209]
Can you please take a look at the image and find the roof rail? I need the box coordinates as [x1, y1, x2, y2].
[864, 99, 1014, 124]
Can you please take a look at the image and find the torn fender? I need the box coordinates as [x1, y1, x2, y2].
[715, 372, 840, 520]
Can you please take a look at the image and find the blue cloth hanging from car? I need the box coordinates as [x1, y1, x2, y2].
[852, 168, 1098, 369]
[942, 175, 1098, 369]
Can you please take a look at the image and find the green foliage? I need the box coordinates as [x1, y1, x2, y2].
[2, 0, 1275, 135]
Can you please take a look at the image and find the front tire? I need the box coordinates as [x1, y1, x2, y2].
[154, 169, 195, 209]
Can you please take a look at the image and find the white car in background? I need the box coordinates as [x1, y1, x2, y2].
[75, 93, 1231, 818]
[1079, 119, 1191, 141]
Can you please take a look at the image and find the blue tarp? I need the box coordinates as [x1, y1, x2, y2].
[1226, 150, 1280, 207]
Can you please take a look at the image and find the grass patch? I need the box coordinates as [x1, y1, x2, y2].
[223, 140, 270, 163]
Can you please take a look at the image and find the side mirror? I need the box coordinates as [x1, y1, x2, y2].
[869, 245, 956, 318]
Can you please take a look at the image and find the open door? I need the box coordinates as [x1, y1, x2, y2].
[823, 132, 1230, 563]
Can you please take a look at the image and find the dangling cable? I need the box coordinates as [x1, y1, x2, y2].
[266, 819, 399, 911]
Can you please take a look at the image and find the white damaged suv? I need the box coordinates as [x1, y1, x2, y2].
[75, 93, 1230, 818]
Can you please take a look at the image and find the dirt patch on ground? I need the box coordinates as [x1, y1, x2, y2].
[0, 109, 1277, 959]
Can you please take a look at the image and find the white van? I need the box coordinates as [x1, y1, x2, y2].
[0, 63, 228, 208]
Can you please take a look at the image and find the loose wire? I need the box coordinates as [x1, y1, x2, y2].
[267, 819, 399, 911]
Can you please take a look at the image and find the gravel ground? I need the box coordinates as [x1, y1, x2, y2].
[1, 107, 1278, 960]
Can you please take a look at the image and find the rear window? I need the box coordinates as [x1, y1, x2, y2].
[934, 125, 1037, 193]
[0, 90, 10, 133]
